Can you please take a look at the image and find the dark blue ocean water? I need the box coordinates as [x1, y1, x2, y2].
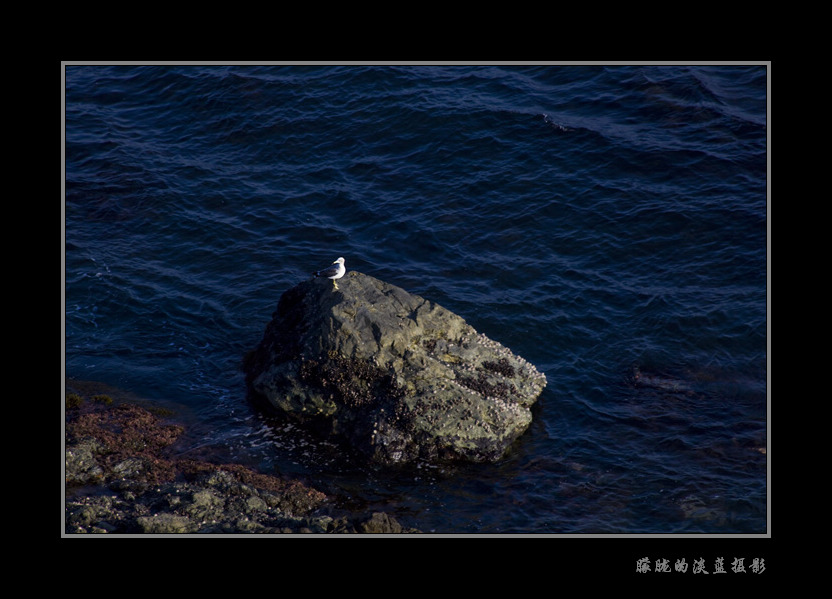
[64, 64, 768, 534]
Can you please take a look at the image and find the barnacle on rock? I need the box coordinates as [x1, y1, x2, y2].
[481, 357, 516, 378]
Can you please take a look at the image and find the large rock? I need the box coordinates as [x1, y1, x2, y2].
[243, 271, 546, 465]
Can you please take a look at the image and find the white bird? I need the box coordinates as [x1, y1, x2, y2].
[313, 257, 346, 289]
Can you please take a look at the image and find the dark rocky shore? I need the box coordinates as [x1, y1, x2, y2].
[64, 380, 416, 534]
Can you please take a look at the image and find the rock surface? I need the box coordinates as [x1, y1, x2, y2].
[244, 271, 546, 465]
[64, 383, 415, 534]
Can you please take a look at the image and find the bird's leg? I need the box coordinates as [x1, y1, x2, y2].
[333, 280, 339, 290]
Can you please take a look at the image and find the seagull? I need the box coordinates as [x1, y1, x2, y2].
[312, 257, 346, 289]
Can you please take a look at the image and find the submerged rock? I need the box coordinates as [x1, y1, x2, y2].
[64, 384, 416, 534]
[244, 271, 546, 465]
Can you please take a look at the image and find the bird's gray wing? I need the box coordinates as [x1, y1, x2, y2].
[316, 264, 339, 277]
